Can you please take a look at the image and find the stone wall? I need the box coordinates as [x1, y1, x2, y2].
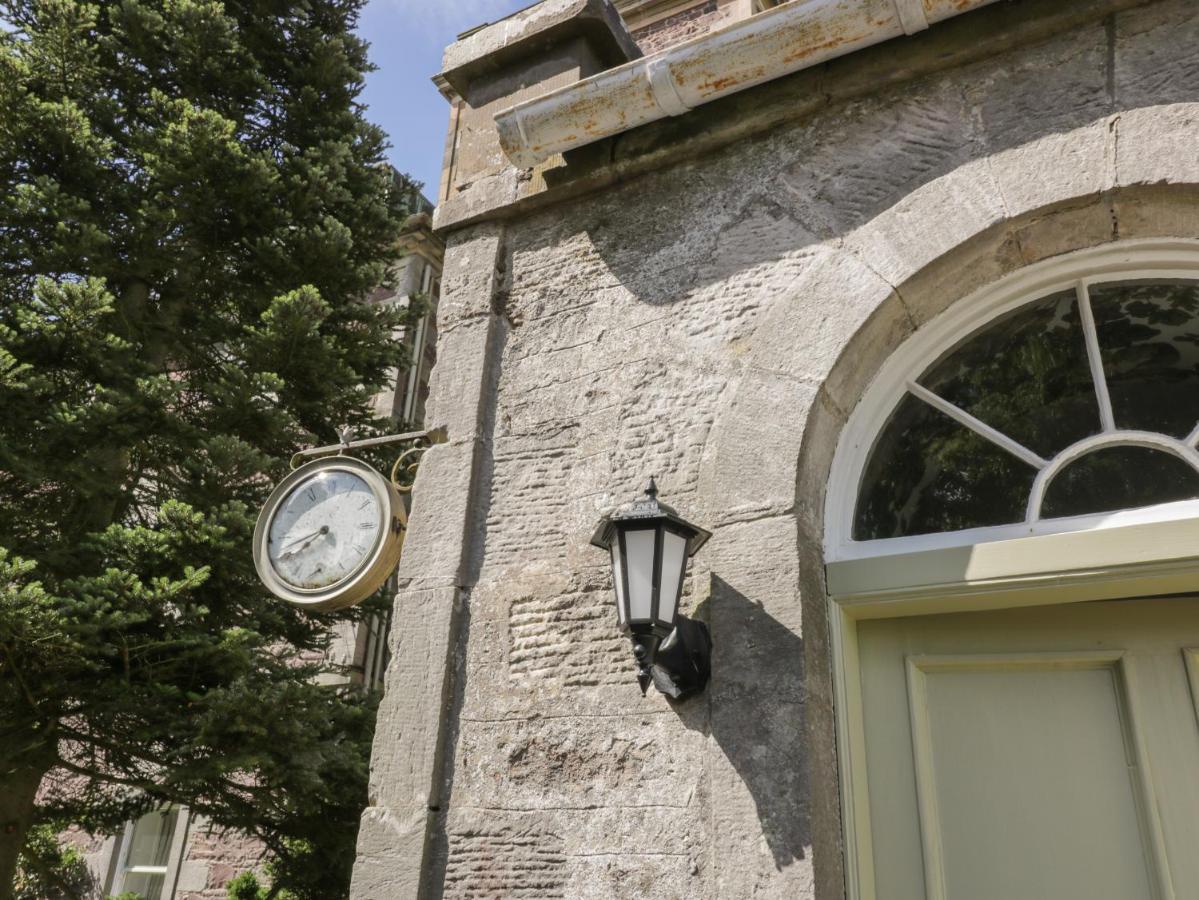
[61, 812, 267, 898]
[356, 0, 1199, 897]
[174, 819, 267, 900]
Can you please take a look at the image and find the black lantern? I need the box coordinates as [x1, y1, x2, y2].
[591, 478, 712, 698]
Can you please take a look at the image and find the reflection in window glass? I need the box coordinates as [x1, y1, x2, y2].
[855, 393, 1038, 540]
[124, 871, 167, 899]
[854, 278, 1199, 541]
[918, 290, 1098, 459]
[1041, 446, 1199, 519]
[119, 808, 178, 900]
[1091, 281, 1199, 439]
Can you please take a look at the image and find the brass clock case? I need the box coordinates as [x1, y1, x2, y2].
[253, 456, 407, 612]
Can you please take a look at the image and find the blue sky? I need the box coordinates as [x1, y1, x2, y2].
[357, 0, 531, 201]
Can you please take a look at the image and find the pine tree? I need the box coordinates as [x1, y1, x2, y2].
[0, 0, 414, 894]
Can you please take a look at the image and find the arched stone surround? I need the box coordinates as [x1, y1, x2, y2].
[694, 111, 1199, 896]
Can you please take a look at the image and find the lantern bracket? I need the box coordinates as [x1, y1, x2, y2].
[648, 616, 712, 700]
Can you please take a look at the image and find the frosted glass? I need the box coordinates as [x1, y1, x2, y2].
[611, 538, 626, 626]
[624, 529, 656, 622]
[658, 531, 687, 626]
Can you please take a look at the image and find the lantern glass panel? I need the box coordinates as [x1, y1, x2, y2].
[658, 529, 687, 627]
[611, 537, 627, 626]
[624, 528, 656, 622]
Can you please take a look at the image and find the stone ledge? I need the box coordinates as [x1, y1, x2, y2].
[433, 0, 1157, 234]
[436, 0, 641, 99]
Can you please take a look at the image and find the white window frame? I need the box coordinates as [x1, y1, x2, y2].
[823, 239, 1199, 900]
[105, 806, 189, 900]
[826, 240, 1199, 588]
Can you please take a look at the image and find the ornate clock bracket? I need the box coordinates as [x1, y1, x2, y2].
[253, 426, 449, 611]
[289, 425, 448, 494]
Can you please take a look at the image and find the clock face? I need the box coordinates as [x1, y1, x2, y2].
[266, 468, 383, 591]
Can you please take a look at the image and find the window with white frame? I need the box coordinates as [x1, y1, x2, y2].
[108, 807, 185, 899]
[854, 278, 1199, 542]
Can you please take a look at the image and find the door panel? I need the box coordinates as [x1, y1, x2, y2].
[909, 657, 1156, 900]
[858, 599, 1199, 900]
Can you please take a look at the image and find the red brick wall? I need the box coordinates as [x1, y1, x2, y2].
[630, 1, 731, 54]
[177, 821, 268, 900]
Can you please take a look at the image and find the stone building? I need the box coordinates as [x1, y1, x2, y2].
[354, 0, 1199, 898]
[73, 201, 444, 900]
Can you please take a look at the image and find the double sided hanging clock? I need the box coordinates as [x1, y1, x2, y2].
[253, 456, 407, 612]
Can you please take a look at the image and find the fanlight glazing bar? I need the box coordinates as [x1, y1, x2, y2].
[1026, 430, 1199, 521]
[906, 381, 1049, 470]
[1075, 282, 1117, 433]
[1187, 422, 1199, 448]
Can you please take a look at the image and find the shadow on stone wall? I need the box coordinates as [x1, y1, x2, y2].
[679, 577, 809, 871]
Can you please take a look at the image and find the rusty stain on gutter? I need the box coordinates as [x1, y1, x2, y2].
[495, 0, 1001, 168]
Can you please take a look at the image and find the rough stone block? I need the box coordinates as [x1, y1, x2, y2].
[697, 368, 817, 527]
[174, 861, 209, 893]
[1115, 102, 1199, 188]
[393, 442, 482, 590]
[749, 245, 903, 390]
[843, 158, 1008, 292]
[425, 316, 502, 443]
[452, 713, 705, 811]
[441, 805, 704, 899]
[967, 17, 1110, 152]
[436, 224, 506, 329]
[987, 120, 1116, 221]
[350, 807, 429, 900]
[442, 808, 570, 899]
[777, 79, 978, 240]
[894, 216, 1024, 326]
[1115, 0, 1199, 108]
[369, 587, 460, 810]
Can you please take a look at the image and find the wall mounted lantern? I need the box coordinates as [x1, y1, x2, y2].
[590, 479, 713, 699]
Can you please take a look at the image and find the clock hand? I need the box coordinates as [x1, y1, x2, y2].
[280, 525, 330, 557]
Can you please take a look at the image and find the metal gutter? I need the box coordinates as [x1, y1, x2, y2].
[495, 0, 1004, 167]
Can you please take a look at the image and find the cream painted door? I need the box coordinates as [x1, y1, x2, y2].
[857, 598, 1199, 900]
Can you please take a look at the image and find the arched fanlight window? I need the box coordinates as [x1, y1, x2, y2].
[855, 280, 1199, 541]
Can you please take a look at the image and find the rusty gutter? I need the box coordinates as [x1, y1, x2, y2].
[495, 0, 1003, 167]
